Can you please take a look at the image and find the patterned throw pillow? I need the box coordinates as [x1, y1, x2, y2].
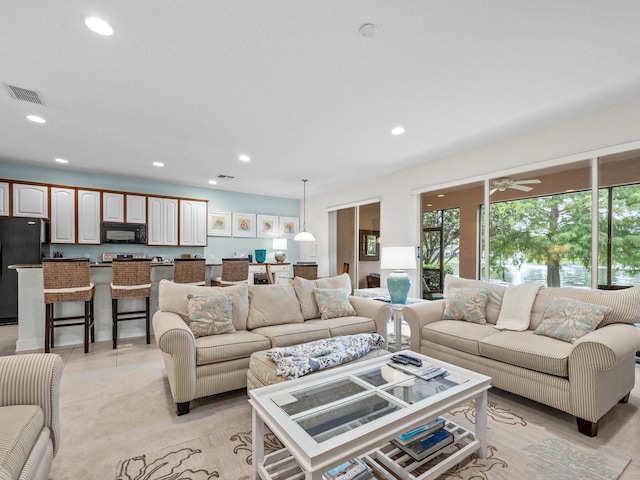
[441, 287, 489, 324]
[313, 288, 357, 320]
[186, 293, 236, 337]
[534, 297, 611, 343]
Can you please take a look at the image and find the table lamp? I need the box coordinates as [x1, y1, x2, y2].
[273, 238, 287, 263]
[380, 246, 416, 304]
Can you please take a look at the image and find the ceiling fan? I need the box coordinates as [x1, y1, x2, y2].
[490, 177, 541, 195]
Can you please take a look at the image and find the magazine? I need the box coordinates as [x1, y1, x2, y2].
[387, 361, 449, 381]
[323, 458, 372, 480]
[393, 428, 454, 461]
[394, 417, 445, 446]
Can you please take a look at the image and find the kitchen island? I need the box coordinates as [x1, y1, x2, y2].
[9, 262, 222, 352]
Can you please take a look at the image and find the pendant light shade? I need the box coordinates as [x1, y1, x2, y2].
[294, 179, 315, 242]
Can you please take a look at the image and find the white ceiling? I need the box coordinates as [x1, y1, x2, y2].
[2, 1, 640, 199]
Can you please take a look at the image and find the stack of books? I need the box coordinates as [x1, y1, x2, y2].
[323, 458, 373, 480]
[391, 418, 454, 461]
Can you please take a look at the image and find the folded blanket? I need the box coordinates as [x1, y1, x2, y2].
[266, 333, 385, 379]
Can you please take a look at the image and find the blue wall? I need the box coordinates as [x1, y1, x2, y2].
[1, 161, 300, 264]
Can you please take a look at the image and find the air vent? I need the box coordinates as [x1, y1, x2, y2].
[217, 174, 235, 179]
[5, 84, 45, 105]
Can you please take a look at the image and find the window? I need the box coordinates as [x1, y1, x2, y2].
[422, 208, 459, 295]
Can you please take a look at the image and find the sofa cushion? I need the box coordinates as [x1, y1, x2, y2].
[533, 297, 610, 343]
[158, 280, 249, 331]
[479, 330, 571, 377]
[529, 285, 640, 330]
[186, 293, 236, 337]
[250, 323, 330, 348]
[0, 405, 44, 480]
[195, 330, 271, 366]
[443, 275, 506, 324]
[422, 320, 499, 356]
[306, 316, 376, 338]
[313, 288, 357, 319]
[293, 273, 352, 320]
[247, 284, 304, 329]
[441, 287, 489, 324]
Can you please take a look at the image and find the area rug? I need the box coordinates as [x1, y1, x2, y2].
[115, 391, 631, 480]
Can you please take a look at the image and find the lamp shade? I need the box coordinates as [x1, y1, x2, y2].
[272, 238, 288, 250]
[293, 230, 315, 241]
[380, 247, 416, 270]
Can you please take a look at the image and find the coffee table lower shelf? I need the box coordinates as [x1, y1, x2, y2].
[257, 419, 478, 480]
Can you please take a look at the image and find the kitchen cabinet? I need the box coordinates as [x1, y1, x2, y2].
[148, 197, 178, 245]
[103, 192, 124, 222]
[77, 190, 101, 244]
[13, 184, 48, 218]
[0, 182, 8, 216]
[126, 194, 146, 223]
[50, 187, 75, 243]
[179, 200, 207, 246]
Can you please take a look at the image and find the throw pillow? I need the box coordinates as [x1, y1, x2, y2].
[533, 297, 611, 343]
[313, 288, 357, 320]
[186, 293, 236, 337]
[441, 287, 489, 324]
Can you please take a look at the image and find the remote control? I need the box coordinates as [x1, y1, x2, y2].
[391, 355, 411, 365]
[396, 354, 423, 367]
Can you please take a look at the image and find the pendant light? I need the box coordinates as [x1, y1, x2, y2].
[294, 179, 315, 241]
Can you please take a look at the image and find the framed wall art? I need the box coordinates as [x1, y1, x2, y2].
[256, 214, 278, 238]
[279, 216, 299, 239]
[208, 212, 231, 237]
[232, 213, 256, 237]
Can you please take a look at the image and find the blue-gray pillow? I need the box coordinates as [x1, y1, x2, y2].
[313, 288, 356, 320]
[442, 287, 489, 324]
[186, 293, 235, 337]
[533, 297, 610, 343]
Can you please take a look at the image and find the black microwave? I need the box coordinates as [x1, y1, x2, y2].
[101, 222, 147, 244]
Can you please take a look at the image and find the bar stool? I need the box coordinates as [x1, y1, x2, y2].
[42, 258, 95, 354]
[173, 258, 206, 285]
[211, 258, 250, 286]
[293, 263, 318, 280]
[110, 258, 152, 349]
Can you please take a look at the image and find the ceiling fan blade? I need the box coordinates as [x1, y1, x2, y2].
[509, 184, 533, 192]
[513, 179, 541, 185]
[489, 188, 498, 195]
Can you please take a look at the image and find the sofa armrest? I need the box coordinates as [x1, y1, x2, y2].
[152, 311, 197, 404]
[569, 323, 638, 422]
[0, 353, 63, 456]
[349, 296, 393, 343]
[402, 300, 446, 352]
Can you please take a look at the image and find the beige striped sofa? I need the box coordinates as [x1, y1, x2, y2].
[0, 353, 63, 480]
[402, 275, 640, 437]
[152, 274, 392, 415]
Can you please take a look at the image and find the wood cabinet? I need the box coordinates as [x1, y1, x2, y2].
[0, 182, 8, 216]
[103, 192, 124, 222]
[13, 184, 48, 218]
[50, 187, 76, 243]
[179, 200, 207, 246]
[126, 194, 146, 223]
[148, 197, 178, 245]
[77, 190, 101, 244]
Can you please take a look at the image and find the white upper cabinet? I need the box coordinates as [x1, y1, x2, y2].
[13, 184, 48, 218]
[103, 192, 124, 222]
[0, 182, 8, 216]
[148, 197, 178, 245]
[126, 194, 146, 223]
[50, 187, 76, 243]
[77, 190, 101, 244]
[180, 200, 207, 246]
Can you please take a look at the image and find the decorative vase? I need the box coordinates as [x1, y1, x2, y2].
[274, 251, 286, 263]
[387, 270, 411, 304]
[254, 249, 267, 263]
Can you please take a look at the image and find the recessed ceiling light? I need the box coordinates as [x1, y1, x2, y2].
[26, 115, 45, 123]
[208, 180, 218, 185]
[391, 126, 405, 135]
[426, 203, 433, 207]
[359, 23, 378, 38]
[153, 161, 164, 167]
[238, 154, 251, 162]
[437, 194, 445, 197]
[55, 158, 68, 164]
[84, 17, 113, 36]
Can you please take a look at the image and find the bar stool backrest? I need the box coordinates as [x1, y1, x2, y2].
[42, 258, 92, 303]
[220, 258, 250, 282]
[293, 264, 318, 280]
[111, 259, 152, 299]
[173, 258, 206, 284]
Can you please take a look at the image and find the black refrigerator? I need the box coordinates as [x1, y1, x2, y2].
[0, 217, 50, 324]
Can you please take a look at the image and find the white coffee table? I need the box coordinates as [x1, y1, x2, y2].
[249, 350, 491, 480]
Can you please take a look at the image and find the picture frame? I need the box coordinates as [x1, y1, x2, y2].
[359, 230, 380, 261]
[207, 212, 231, 237]
[279, 216, 299, 238]
[232, 213, 256, 237]
[256, 214, 279, 238]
